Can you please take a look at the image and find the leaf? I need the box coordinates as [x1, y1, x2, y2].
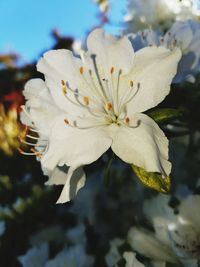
[131, 165, 171, 193]
[147, 108, 183, 123]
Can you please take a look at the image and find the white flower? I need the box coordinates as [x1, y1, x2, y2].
[21, 28, 181, 203]
[127, 194, 200, 267]
[131, 20, 200, 83]
[125, 0, 200, 32]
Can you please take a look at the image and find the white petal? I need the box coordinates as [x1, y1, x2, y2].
[37, 49, 87, 116]
[110, 113, 171, 176]
[127, 228, 177, 263]
[164, 21, 193, 50]
[123, 252, 145, 267]
[45, 166, 70, 185]
[21, 78, 60, 136]
[124, 46, 181, 113]
[56, 167, 86, 204]
[87, 28, 135, 75]
[179, 195, 200, 227]
[41, 116, 112, 171]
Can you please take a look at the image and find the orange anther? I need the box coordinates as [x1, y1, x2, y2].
[83, 96, 89, 106]
[106, 102, 113, 111]
[80, 67, 84, 74]
[125, 117, 130, 124]
[64, 119, 69, 125]
[110, 67, 114, 74]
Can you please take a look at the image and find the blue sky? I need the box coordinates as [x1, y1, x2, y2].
[0, 0, 125, 63]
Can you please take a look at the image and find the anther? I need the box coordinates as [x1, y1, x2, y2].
[83, 96, 89, 106]
[125, 117, 130, 124]
[105, 102, 113, 111]
[30, 148, 42, 157]
[160, 38, 164, 43]
[64, 119, 69, 125]
[61, 80, 67, 94]
[110, 67, 114, 74]
[80, 67, 84, 74]
[168, 31, 171, 36]
[130, 80, 134, 87]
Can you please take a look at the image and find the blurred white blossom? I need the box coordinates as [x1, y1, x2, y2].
[127, 194, 200, 267]
[131, 20, 200, 83]
[125, 0, 200, 32]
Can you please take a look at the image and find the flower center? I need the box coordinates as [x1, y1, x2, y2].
[61, 55, 141, 129]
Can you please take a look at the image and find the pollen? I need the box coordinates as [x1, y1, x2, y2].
[110, 67, 114, 74]
[80, 67, 84, 74]
[125, 117, 130, 124]
[64, 119, 69, 125]
[105, 102, 113, 111]
[83, 96, 89, 106]
[130, 80, 134, 87]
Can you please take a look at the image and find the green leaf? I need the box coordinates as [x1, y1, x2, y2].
[147, 108, 183, 123]
[131, 165, 171, 193]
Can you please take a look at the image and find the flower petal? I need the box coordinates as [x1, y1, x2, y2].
[56, 167, 86, 204]
[124, 46, 181, 113]
[110, 113, 171, 176]
[123, 252, 145, 267]
[87, 28, 135, 75]
[21, 78, 61, 136]
[127, 227, 177, 263]
[37, 49, 88, 116]
[41, 115, 112, 171]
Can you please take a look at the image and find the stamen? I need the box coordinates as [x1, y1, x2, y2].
[110, 67, 114, 74]
[61, 80, 67, 95]
[83, 96, 89, 106]
[19, 137, 45, 147]
[26, 134, 40, 140]
[30, 148, 42, 157]
[18, 148, 39, 156]
[80, 67, 84, 74]
[105, 102, 113, 111]
[91, 54, 108, 101]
